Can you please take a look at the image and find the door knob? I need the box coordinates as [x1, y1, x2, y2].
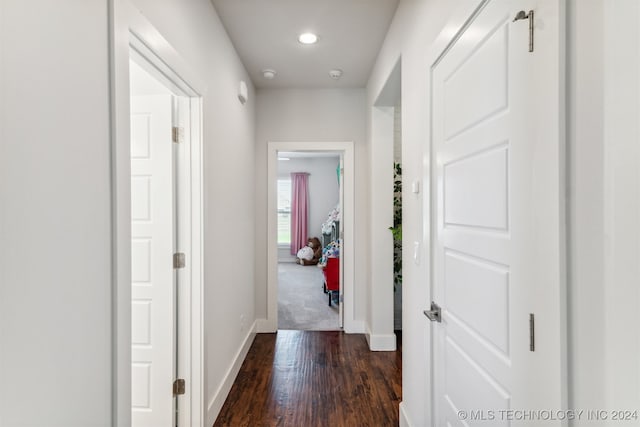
[423, 301, 442, 323]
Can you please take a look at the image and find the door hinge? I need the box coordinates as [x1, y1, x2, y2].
[172, 126, 184, 144]
[173, 252, 186, 269]
[173, 378, 186, 396]
[529, 313, 535, 351]
[513, 10, 534, 52]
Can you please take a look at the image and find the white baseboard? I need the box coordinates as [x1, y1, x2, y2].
[364, 322, 397, 351]
[399, 402, 414, 427]
[206, 320, 257, 426]
[367, 332, 397, 351]
[256, 317, 276, 333]
[364, 324, 397, 351]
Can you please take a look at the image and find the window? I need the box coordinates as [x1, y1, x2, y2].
[277, 178, 291, 245]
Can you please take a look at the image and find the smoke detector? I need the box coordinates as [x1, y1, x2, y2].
[261, 69, 277, 79]
[329, 69, 343, 80]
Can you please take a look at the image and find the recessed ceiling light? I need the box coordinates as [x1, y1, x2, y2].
[298, 32, 318, 44]
[261, 69, 277, 79]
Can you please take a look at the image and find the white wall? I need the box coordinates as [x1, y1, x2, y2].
[255, 88, 367, 323]
[369, 106, 395, 349]
[0, 1, 113, 425]
[370, 0, 640, 426]
[567, 0, 607, 419]
[2, 0, 257, 425]
[601, 0, 640, 415]
[277, 156, 340, 261]
[568, 1, 640, 423]
[394, 102, 402, 162]
[127, 1, 257, 424]
[367, 58, 400, 349]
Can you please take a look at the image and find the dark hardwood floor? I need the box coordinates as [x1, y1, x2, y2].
[213, 330, 402, 427]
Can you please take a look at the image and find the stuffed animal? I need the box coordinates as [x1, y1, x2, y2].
[318, 239, 341, 268]
[296, 237, 322, 266]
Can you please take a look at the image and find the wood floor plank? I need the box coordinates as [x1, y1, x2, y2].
[213, 331, 402, 427]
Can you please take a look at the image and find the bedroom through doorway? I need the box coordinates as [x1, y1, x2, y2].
[276, 150, 343, 330]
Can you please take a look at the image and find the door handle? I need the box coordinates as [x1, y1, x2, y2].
[423, 301, 442, 323]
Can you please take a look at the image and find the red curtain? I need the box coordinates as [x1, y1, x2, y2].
[290, 172, 309, 255]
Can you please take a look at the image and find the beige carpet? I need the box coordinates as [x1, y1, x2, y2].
[277, 262, 340, 330]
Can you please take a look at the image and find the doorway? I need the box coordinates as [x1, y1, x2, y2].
[115, 28, 204, 427]
[129, 58, 178, 427]
[266, 142, 355, 333]
[276, 151, 343, 330]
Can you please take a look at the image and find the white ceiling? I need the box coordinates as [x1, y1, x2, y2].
[210, 0, 399, 89]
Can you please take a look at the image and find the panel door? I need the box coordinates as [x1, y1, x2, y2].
[431, 0, 565, 425]
[131, 94, 176, 427]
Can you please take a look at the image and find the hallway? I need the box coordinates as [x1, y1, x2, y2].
[213, 331, 402, 426]
[3, 1, 640, 426]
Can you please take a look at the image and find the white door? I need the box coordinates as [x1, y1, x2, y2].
[131, 94, 176, 427]
[430, 1, 564, 425]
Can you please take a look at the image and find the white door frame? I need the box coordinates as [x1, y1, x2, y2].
[369, 58, 402, 351]
[264, 141, 355, 333]
[111, 1, 204, 425]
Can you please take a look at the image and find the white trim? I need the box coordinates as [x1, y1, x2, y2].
[111, 1, 205, 425]
[175, 96, 204, 427]
[367, 334, 397, 352]
[267, 141, 356, 333]
[399, 402, 414, 427]
[369, 105, 396, 347]
[256, 318, 274, 333]
[365, 323, 397, 351]
[368, 57, 401, 350]
[206, 321, 257, 426]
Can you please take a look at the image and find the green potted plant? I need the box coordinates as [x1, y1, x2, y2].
[389, 162, 402, 290]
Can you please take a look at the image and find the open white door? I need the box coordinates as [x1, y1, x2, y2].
[430, 0, 565, 425]
[131, 94, 176, 427]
